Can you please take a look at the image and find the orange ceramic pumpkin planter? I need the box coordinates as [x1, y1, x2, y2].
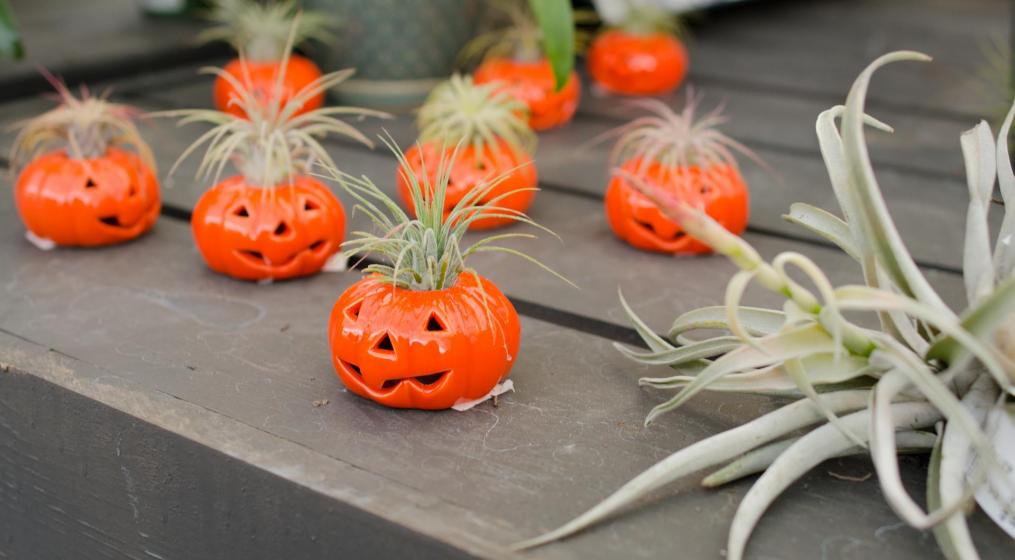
[191, 176, 345, 280]
[606, 158, 748, 254]
[168, 59, 383, 282]
[474, 58, 580, 131]
[201, 0, 336, 118]
[328, 142, 567, 410]
[399, 75, 539, 230]
[588, 30, 688, 96]
[603, 99, 753, 255]
[329, 274, 520, 409]
[11, 84, 160, 247]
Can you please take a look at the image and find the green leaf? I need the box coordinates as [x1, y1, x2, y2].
[0, 0, 23, 60]
[529, 0, 574, 91]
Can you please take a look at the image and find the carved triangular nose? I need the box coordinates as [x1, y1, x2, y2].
[372, 332, 394, 354]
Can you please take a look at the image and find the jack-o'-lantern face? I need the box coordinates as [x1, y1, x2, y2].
[14, 148, 160, 247]
[213, 56, 325, 119]
[474, 58, 580, 131]
[191, 175, 345, 281]
[587, 30, 689, 96]
[396, 140, 537, 231]
[329, 273, 521, 410]
[605, 157, 749, 254]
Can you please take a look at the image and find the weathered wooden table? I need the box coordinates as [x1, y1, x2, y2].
[2, 0, 1013, 558]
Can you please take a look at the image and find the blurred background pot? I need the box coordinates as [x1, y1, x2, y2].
[304, 0, 484, 111]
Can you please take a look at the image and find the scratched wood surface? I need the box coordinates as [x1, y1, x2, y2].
[1, 0, 1013, 559]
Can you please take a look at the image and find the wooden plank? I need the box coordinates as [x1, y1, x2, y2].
[1, 195, 1011, 559]
[681, 0, 1007, 119]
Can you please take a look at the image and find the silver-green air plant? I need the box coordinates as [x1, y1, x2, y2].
[518, 51, 1015, 559]
[9, 79, 154, 173]
[324, 138, 572, 292]
[417, 73, 536, 159]
[199, 0, 337, 62]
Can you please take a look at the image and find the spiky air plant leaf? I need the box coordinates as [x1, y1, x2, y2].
[159, 60, 387, 188]
[322, 137, 572, 292]
[417, 74, 536, 158]
[460, 0, 545, 66]
[9, 78, 154, 173]
[199, 0, 338, 61]
[516, 51, 1015, 560]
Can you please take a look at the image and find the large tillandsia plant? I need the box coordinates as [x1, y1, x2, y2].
[519, 51, 1015, 558]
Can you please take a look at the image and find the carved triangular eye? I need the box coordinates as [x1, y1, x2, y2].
[304, 198, 319, 211]
[345, 300, 362, 320]
[233, 205, 249, 217]
[373, 333, 394, 353]
[426, 312, 445, 332]
[85, 178, 97, 189]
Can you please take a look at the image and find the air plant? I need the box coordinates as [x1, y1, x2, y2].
[323, 139, 571, 409]
[159, 53, 388, 281]
[10, 79, 160, 247]
[602, 96, 755, 254]
[518, 51, 1015, 559]
[400, 74, 538, 230]
[200, 0, 338, 118]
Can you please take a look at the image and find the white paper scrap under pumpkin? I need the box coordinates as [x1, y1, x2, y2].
[452, 380, 515, 412]
[25, 231, 55, 251]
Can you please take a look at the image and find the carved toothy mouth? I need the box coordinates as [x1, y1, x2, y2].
[634, 218, 686, 242]
[98, 215, 129, 229]
[338, 359, 450, 393]
[234, 239, 329, 268]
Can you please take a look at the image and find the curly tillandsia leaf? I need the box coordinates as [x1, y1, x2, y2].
[703, 429, 936, 488]
[644, 323, 841, 426]
[512, 391, 873, 551]
[9, 77, 154, 173]
[326, 135, 570, 292]
[838, 51, 952, 313]
[199, 0, 338, 61]
[668, 305, 786, 344]
[159, 55, 386, 187]
[616, 335, 739, 366]
[417, 74, 536, 157]
[618, 289, 674, 352]
[725, 402, 942, 560]
[932, 374, 1000, 560]
[928, 275, 1015, 376]
[960, 121, 997, 304]
[783, 202, 861, 261]
[993, 99, 1015, 281]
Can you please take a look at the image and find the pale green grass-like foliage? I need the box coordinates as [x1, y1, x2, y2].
[417, 74, 536, 157]
[10, 78, 154, 172]
[517, 51, 1015, 560]
[324, 137, 570, 292]
[199, 0, 338, 61]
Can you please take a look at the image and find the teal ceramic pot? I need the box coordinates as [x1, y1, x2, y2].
[304, 0, 484, 110]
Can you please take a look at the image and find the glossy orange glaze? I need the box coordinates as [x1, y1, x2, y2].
[605, 157, 748, 254]
[474, 58, 580, 131]
[588, 30, 688, 96]
[329, 273, 520, 410]
[396, 140, 537, 230]
[191, 175, 345, 281]
[14, 148, 160, 246]
[213, 55, 324, 119]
